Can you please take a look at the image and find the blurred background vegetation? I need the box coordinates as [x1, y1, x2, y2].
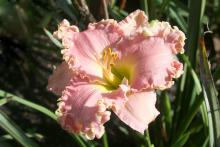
[0, 0, 220, 146]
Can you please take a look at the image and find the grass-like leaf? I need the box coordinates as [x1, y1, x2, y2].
[180, 54, 202, 94]
[0, 90, 57, 121]
[102, 133, 109, 147]
[168, 7, 187, 33]
[140, 0, 149, 15]
[186, 0, 206, 67]
[0, 90, 87, 147]
[44, 28, 63, 49]
[171, 132, 190, 147]
[199, 37, 220, 146]
[0, 110, 39, 147]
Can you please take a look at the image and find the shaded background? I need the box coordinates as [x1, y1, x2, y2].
[0, 0, 220, 147]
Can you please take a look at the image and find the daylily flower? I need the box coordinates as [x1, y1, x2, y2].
[48, 10, 185, 140]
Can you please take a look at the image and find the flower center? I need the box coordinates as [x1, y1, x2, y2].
[99, 48, 122, 90]
[96, 48, 135, 90]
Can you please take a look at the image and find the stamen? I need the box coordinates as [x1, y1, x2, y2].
[97, 48, 121, 89]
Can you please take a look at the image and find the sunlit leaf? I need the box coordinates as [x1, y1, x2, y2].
[44, 28, 63, 48]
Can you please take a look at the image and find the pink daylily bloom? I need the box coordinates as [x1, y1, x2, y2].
[47, 62, 74, 95]
[116, 28, 184, 90]
[56, 82, 111, 139]
[48, 10, 185, 139]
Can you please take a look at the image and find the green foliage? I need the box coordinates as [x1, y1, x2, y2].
[0, 0, 220, 146]
[0, 110, 39, 147]
[200, 38, 220, 146]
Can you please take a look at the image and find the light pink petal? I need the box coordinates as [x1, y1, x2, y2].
[53, 19, 79, 40]
[142, 21, 185, 54]
[116, 91, 159, 134]
[116, 21, 185, 90]
[47, 62, 74, 95]
[56, 82, 111, 140]
[55, 19, 123, 78]
[47, 62, 92, 95]
[119, 10, 148, 36]
[103, 84, 159, 134]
